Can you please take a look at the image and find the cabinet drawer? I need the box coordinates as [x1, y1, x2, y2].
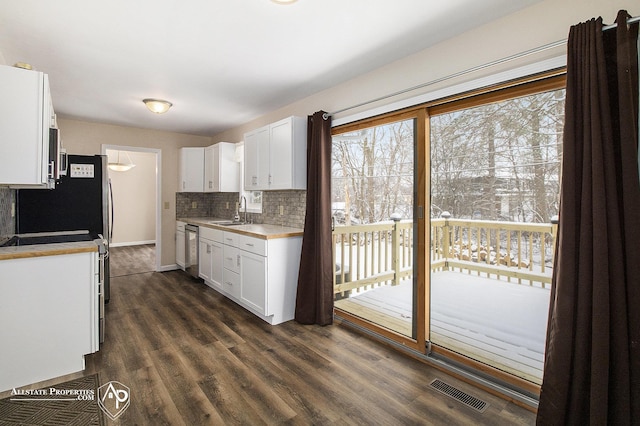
[200, 226, 223, 242]
[222, 231, 238, 247]
[238, 235, 266, 256]
[222, 269, 241, 299]
[223, 245, 240, 274]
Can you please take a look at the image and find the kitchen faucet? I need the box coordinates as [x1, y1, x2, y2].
[236, 195, 247, 223]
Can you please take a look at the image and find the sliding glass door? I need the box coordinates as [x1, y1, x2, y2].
[330, 72, 565, 390]
[428, 78, 565, 386]
[331, 113, 422, 345]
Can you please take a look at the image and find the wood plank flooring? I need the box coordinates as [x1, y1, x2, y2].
[109, 243, 156, 277]
[1, 246, 537, 425]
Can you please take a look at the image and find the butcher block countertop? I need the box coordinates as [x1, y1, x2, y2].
[0, 241, 98, 261]
[178, 217, 303, 239]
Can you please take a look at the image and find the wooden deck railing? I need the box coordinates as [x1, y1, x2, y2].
[333, 219, 413, 298]
[333, 216, 557, 297]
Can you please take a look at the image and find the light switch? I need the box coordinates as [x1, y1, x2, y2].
[191, 201, 197, 209]
[279, 205, 284, 215]
[164, 201, 170, 210]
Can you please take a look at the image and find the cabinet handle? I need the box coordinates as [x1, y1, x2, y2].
[182, 181, 186, 190]
[206, 244, 211, 254]
[225, 257, 233, 262]
[209, 181, 212, 189]
[245, 243, 254, 247]
[269, 174, 272, 184]
[224, 281, 233, 286]
[237, 255, 240, 267]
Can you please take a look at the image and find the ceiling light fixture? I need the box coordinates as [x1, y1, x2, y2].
[143, 98, 173, 114]
[271, 0, 298, 4]
[108, 151, 136, 172]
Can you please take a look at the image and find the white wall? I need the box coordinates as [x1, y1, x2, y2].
[210, 0, 637, 142]
[106, 149, 156, 246]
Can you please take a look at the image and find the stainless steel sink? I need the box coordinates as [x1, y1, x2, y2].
[216, 222, 247, 226]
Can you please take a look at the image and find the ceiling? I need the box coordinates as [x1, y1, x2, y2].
[0, 0, 539, 137]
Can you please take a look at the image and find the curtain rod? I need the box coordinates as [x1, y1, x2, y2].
[324, 15, 639, 120]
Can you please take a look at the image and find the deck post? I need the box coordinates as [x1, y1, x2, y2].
[441, 211, 452, 271]
[390, 214, 402, 286]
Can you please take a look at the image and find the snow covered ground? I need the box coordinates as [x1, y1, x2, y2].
[341, 271, 551, 383]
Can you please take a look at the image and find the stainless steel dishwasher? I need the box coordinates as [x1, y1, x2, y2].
[185, 224, 199, 278]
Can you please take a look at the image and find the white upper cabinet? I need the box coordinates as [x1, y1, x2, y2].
[178, 147, 204, 192]
[244, 116, 307, 191]
[204, 142, 239, 192]
[0, 65, 56, 187]
[244, 125, 269, 190]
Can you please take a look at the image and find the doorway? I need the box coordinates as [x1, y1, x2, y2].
[102, 145, 162, 272]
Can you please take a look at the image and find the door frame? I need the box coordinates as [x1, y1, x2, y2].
[101, 144, 162, 272]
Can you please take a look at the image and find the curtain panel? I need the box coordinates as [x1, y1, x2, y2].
[294, 111, 334, 325]
[537, 10, 640, 425]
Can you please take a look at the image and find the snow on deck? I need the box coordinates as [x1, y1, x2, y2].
[338, 271, 551, 384]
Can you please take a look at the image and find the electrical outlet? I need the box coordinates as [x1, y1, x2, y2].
[279, 205, 284, 215]
[226, 202, 229, 209]
[191, 201, 197, 209]
[11, 202, 15, 218]
[164, 201, 170, 210]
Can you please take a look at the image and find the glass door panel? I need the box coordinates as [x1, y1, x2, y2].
[332, 118, 416, 338]
[429, 87, 565, 384]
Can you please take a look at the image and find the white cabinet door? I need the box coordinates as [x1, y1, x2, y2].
[176, 222, 186, 269]
[0, 65, 54, 187]
[210, 240, 224, 290]
[240, 250, 267, 315]
[269, 118, 294, 190]
[178, 147, 204, 192]
[244, 125, 269, 190]
[199, 238, 212, 282]
[205, 142, 239, 192]
[204, 144, 215, 192]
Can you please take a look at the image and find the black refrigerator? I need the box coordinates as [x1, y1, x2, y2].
[16, 154, 111, 302]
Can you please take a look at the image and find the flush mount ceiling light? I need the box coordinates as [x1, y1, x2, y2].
[143, 98, 173, 114]
[108, 151, 136, 172]
[271, 0, 298, 4]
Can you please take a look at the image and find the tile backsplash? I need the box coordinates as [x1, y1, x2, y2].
[0, 188, 15, 237]
[176, 190, 307, 229]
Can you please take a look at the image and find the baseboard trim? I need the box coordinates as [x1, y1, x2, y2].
[159, 264, 181, 272]
[109, 240, 156, 248]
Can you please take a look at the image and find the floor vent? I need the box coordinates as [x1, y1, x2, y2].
[430, 379, 489, 413]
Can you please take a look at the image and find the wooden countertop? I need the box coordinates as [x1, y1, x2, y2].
[0, 241, 98, 261]
[178, 217, 303, 240]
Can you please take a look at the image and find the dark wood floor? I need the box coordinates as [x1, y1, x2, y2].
[3, 245, 536, 425]
[109, 243, 156, 277]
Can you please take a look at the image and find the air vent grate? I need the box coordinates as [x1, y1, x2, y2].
[429, 379, 489, 413]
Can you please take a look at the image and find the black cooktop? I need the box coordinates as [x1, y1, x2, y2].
[0, 233, 95, 247]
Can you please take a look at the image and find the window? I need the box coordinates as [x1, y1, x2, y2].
[236, 142, 262, 214]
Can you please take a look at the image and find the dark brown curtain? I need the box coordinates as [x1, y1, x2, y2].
[537, 10, 640, 425]
[294, 111, 334, 325]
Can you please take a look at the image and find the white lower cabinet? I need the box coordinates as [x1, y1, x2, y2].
[219, 230, 302, 325]
[199, 226, 224, 291]
[0, 251, 99, 392]
[239, 250, 267, 315]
